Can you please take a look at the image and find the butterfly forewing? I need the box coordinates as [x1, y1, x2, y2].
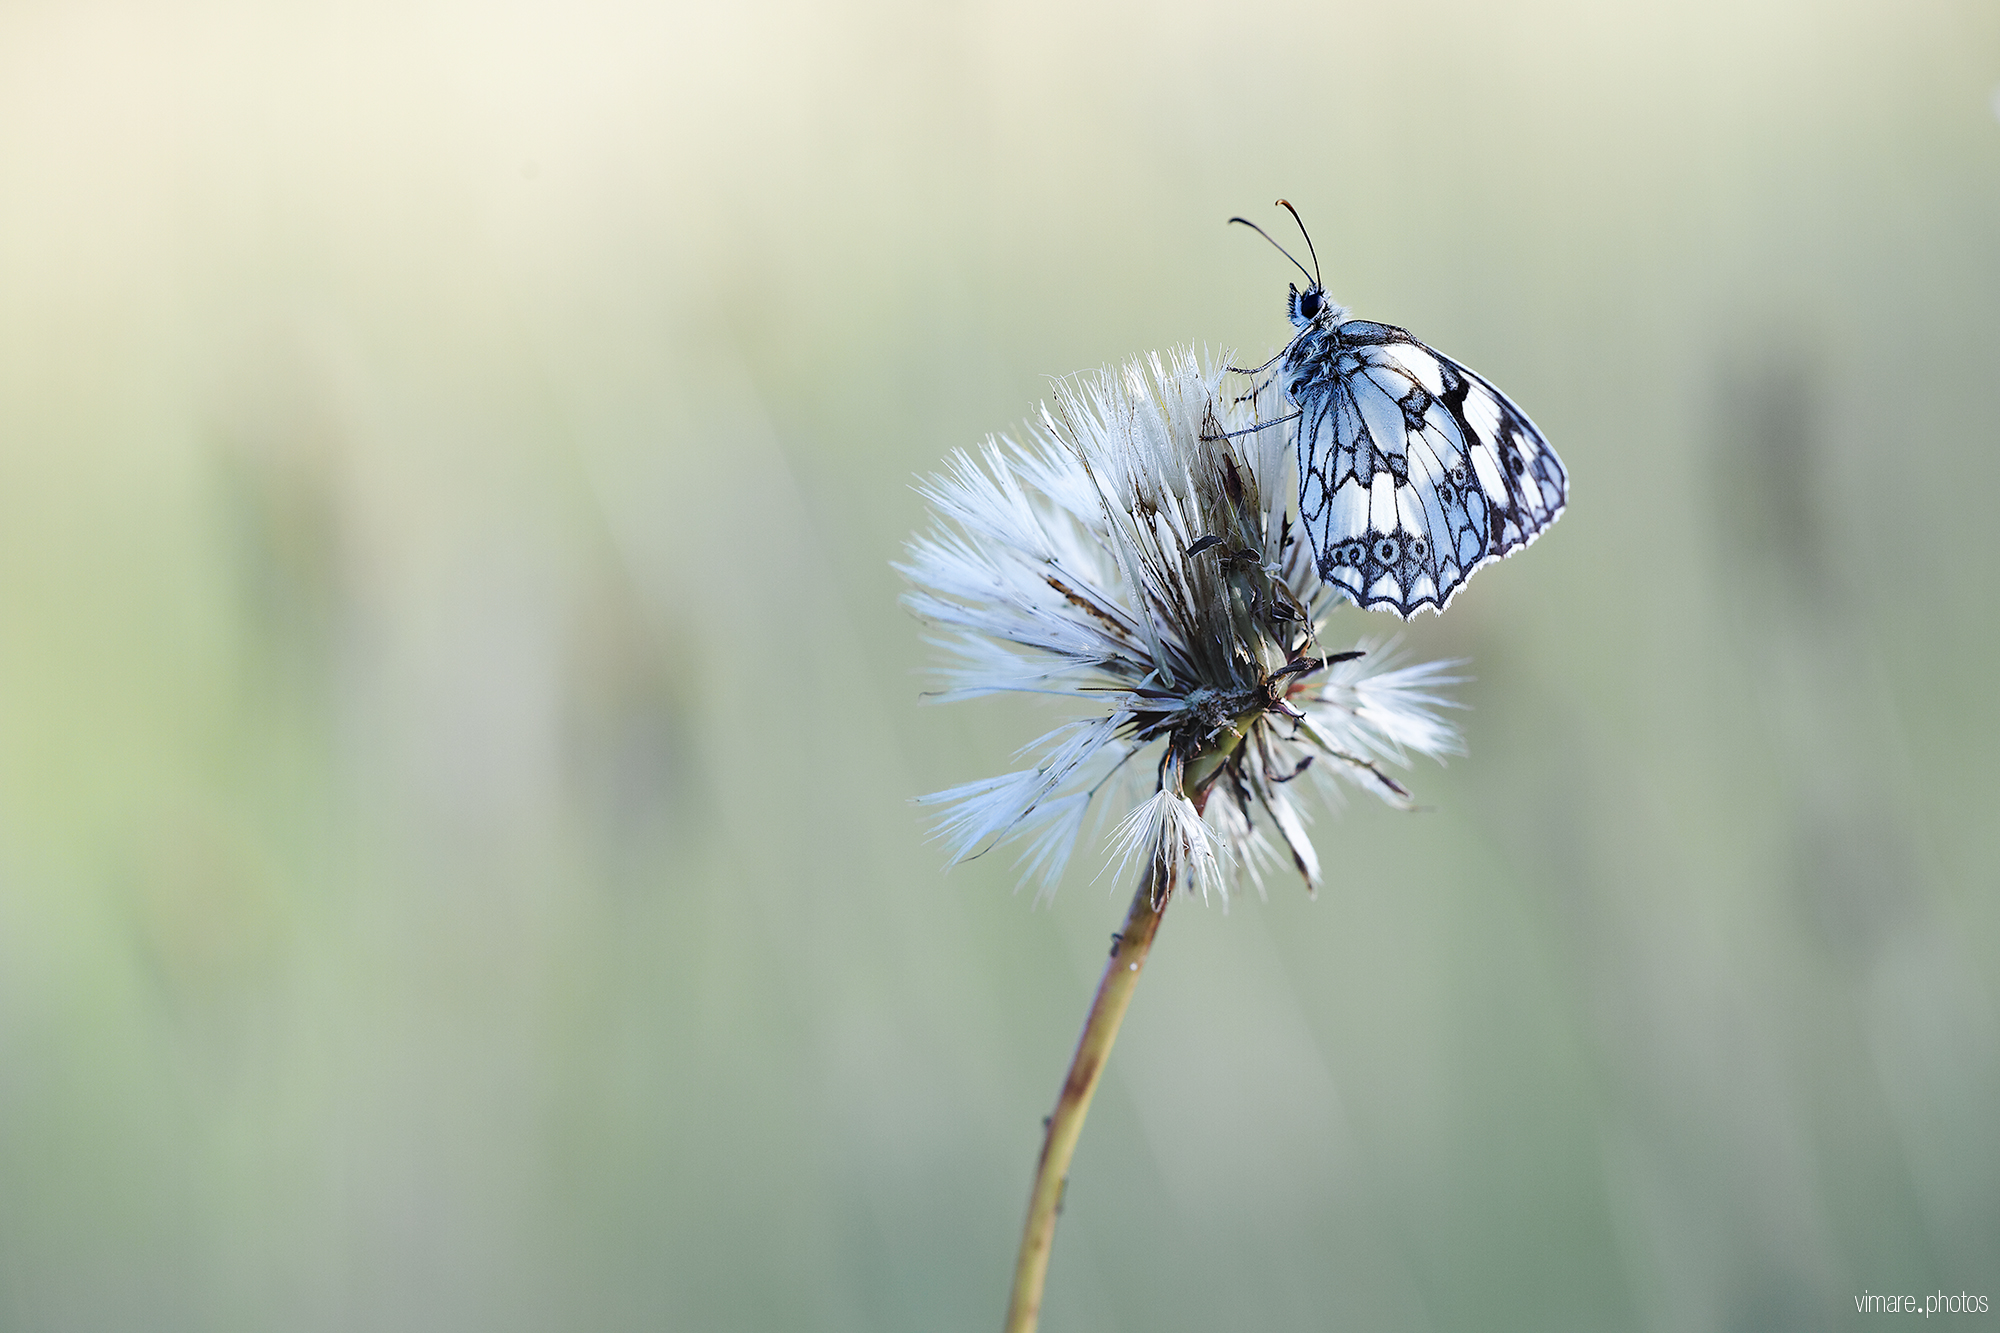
[1287, 321, 1566, 617]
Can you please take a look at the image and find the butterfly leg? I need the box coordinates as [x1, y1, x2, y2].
[1226, 348, 1289, 376]
[1199, 409, 1300, 442]
[1231, 370, 1288, 409]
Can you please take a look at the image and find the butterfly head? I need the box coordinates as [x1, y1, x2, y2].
[1287, 282, 1349, 331]
[1234, 202, 1340, 329]
[1288, 283, 1327, 328]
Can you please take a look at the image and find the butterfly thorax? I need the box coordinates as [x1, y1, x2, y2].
[1278, 297, 1361, 402]
[1281, 286, 1357, 397]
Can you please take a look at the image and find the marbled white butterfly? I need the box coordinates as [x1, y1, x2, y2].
[1232, 201, 1567, 618]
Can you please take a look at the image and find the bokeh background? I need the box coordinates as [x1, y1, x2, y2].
[2, 0, 1996, 1329]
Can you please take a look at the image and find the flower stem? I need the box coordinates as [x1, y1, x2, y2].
[1002, 849, 1175, 1333]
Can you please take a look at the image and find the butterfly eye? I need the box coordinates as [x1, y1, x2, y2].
[1299, 290, 1321, 318]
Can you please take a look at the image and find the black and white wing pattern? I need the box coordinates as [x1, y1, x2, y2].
[1285, 320, 1566, 617]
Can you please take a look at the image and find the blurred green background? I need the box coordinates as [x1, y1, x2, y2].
[1, 1, 1996, 1329]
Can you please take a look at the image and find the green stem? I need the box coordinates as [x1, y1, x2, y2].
[1002, 849, 1175, 1333]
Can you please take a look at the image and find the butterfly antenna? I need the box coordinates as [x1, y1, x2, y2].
[1274, 198, 1321, 288]
[1228, 215, 1317, 289]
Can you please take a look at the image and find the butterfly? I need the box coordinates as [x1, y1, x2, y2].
[1231, 201, 1567, 618]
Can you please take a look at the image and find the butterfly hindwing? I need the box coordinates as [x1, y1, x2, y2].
[1287, 321, 1565, 617]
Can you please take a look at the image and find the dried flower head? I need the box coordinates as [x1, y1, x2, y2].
[901, 348, 1462, 903]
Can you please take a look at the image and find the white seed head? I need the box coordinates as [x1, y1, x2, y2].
[900, 348, 1462, 904]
